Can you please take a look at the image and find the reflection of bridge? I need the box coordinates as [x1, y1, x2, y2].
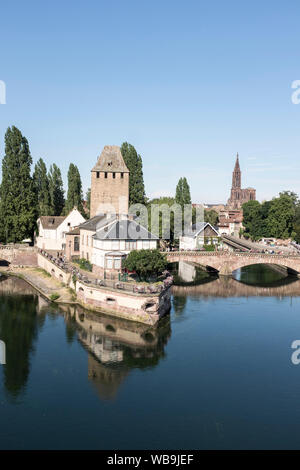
[172, 276, 300, 298]
[167, 251, 300, 276]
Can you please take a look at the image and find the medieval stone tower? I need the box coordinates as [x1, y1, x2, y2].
[90, 145, 129, 218]
[227, 153, 256, 210]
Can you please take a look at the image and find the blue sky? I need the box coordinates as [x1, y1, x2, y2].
[1, 0, 300, 204]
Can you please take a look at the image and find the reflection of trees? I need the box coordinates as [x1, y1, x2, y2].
[0, 294, 39, 399]
[172, 295, 187, 315]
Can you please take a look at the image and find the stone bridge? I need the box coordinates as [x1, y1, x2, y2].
[0, 245, 37, 266]
[167, 251, 300, 276]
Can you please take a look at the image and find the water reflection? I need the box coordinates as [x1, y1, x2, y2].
[0, 277, 41, 399]
[0, 275, 171, 401]
[62, 306, 171, 400]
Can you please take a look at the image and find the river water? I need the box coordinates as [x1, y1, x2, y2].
[1, 265, 300, 450]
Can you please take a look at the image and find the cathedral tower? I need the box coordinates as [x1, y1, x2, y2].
[90, 145, 129, 218]
[227, 153, 256, 210]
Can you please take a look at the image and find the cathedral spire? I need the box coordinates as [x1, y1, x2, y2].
[232, 152, 241, 189]
[234, 152, 240, 171]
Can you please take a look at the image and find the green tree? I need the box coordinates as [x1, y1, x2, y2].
[0, 126, 37, 243]
[175, 177, 191, 207]
[121, 142, 146, 205]
[33, 158, 51, 216]
[204, 209, 219, 226]
[147, 197, 178, 243]
[49, 163, 65, 215]
[242, 200, 263, 241]
[65, 163, 84, 215]
[123, 249, 167, 280]
[266, 193, 295, 239]
[86, 187, 91, 218]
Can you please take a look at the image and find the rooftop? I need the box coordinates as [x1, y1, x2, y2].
[92, 145, 129, 173]
[93, 219, 159, 241]
[39, 216, 66, 230]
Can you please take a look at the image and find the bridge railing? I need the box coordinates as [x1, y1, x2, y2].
[166, 250, 300, 259]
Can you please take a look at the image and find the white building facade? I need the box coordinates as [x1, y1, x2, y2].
[36, 208, 86, 252]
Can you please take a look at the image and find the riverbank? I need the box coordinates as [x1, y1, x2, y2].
[0, 264, 171, 326]
[0, 266, 75, 303]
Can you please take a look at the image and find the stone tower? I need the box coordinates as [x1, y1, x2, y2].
[90, 145, 129, 218]
[227, 153, 256, 210]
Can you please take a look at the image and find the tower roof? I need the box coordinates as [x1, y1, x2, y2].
[92, 145, 129, 173]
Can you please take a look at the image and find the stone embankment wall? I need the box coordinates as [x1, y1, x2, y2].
[37, 252, 170, 325]
[0, 246, 37, 266]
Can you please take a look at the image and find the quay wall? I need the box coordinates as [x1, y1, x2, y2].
[37, 252, 170, 325]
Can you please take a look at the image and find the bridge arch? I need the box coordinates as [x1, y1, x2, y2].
[167, 252, 300, 277]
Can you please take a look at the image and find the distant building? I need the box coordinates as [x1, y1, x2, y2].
[179, 222, 219, 250]
[218, 209, 243, 236]
[36, 208, 85, 253]
[227, 153, 256, 210]
[90, 145, 129, 218]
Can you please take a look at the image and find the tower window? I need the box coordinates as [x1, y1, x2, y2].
[96, 171, 100, 178]
[105, 172, 108, 178]
[121, 173, 124, 179]
[113, 172, 116, 179]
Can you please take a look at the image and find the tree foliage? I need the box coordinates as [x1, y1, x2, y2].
[121, 142, 146, 206]
[0, 126, 37, 243]
[33, 158, 51, 216]
[49, 163, 65, 215]
[242, 192, 298, 241]
[123, 249, 167, 280]
[204, 209, 219, 226]
[147, 197, 177, 242]
[65, 163, 84, 215]
[175, 177, 191, 207]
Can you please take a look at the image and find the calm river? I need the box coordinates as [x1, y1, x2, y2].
[1, 264, 300, 449]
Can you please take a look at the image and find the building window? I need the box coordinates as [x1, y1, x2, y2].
[121, 173, 124, 179]
[142, 240, 150, 249]
[105, 172, 108, 178]
[82, 235, 84, 245]
[125, 240, 137, 250]
[106, 257, 113, 269]
[82, 251, 84, 258]
[74, 237, 79, 252]
[97, 171, 100, 178]
[113, 172, 116, 179]
[86, 253, 89, 260]
[114, 258, 121, 269]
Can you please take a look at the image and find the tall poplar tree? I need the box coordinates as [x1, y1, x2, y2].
[175, 177, 191, 207]
[33, 158, 51, 216]
[0, 126, 37, 243]
[65, 163, 83, 214]
[48, 163, 65, 215]
[121, 142, 146, 206]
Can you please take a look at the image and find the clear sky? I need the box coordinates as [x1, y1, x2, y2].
[1, 0, 300, 204]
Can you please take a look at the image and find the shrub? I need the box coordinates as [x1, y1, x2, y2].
[50, 293, 60, 301]
[123, 249, 167, 281]
[74, 258, 92, 272]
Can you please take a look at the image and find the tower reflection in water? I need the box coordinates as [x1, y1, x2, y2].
[63, 307, 171, 401]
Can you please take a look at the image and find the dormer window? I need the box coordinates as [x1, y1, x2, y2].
[107, 161, 112, 167]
